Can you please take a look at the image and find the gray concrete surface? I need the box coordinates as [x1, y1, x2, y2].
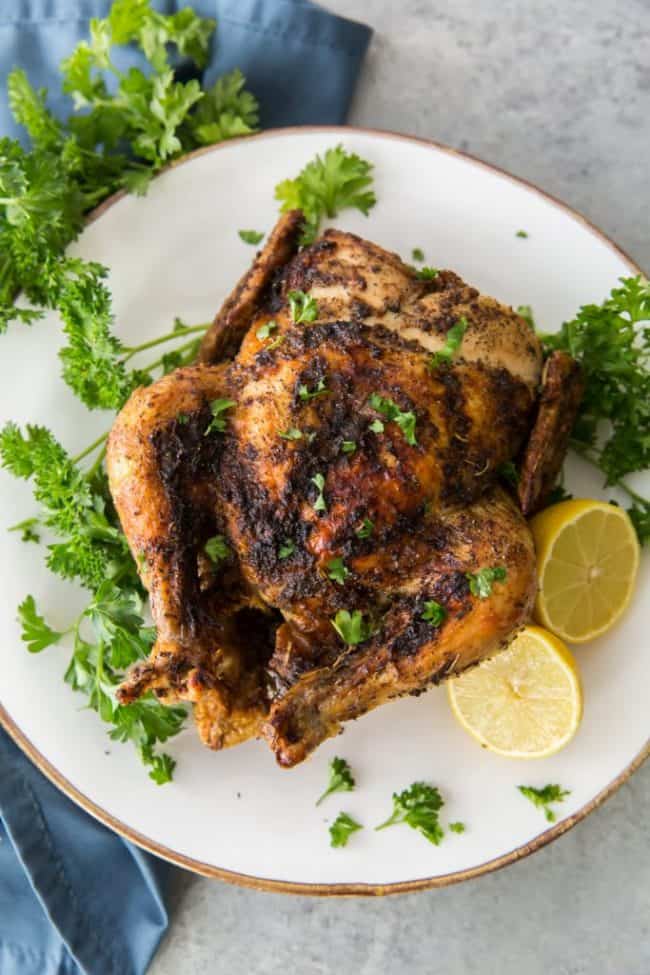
[151, 2, 650, 973]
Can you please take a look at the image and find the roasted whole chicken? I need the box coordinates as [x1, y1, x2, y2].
[107, 212, 582, 767]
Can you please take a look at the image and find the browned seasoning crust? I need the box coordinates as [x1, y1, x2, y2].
[107, 213, 580, 767]
[518, 351, 584, 516]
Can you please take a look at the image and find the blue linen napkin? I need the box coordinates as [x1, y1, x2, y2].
[0, 2, 372, 973]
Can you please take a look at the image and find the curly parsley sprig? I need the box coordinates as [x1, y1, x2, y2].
[541, 277, 649, 542]
[0, 0, 257, 359]
[17, 585, 186, 784]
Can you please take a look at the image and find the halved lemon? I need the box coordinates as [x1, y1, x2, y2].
[530, 499, 640, 643]
[447, 626, 583, 758]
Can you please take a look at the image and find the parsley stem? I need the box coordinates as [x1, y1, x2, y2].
[139, 335, 202, 373]
[71, 431, 109, 465]
[121, 322, 210, 361]
[86, 446, 107, 480]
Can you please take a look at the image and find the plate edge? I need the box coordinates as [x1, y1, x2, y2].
[2, 124, 647, 895]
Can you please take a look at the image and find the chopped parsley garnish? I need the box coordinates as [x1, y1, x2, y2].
[9, 517, 40, 543]
[327, 556, 350, 585]
[342, 440, 357, 455]
[298, 378, 328, 401]
[316, 756, 355, 805]
[278, 539, 296, 560]
[275, 144, 376, 244]
[429, 317, 468, 369]
[205, 398, 236, 435]
[256, 320, 277, 340]
[516, 229, 529, 238]
[516, 305, 536, 329]
[176, 413, 189, 425]
[368, 393, 417, 446]
[287, 290, 319, 324]
[411, 247, 425, 262]
[238, 229, 264, 245]
[421, 600, 447, 626]
[540, 276, 650, 545]
[497, 460, 519, 486]
[265, 334, 284, 352]
[311, 472, 327, 512]
[356, 517, 374, 539]
[449, 821, 466, 834]
[329, 812, 362, 848]
[331, 609, 373, 645]
[518, 784, 570, 822]
[416, 266, 439, 280]
[278, 427, 303, 441]
[204, 534, 230, 566]
[369, 418, 385, 434]
[375, 782, 445, 845]
[466, 566, 507, 598]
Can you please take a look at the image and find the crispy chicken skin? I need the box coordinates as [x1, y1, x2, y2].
[107, 215, 582, 766]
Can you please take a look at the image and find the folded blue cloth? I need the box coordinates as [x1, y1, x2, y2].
[0, 2, 371, 973]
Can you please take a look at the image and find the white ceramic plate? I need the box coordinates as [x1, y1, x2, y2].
[1, 127, 647, 894]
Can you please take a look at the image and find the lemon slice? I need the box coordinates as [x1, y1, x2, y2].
[447, 626, 583, 758]
[530, 499, 640, 643]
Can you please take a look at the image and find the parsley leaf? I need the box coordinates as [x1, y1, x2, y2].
[316, 756, 356, 805]
[429, 317, 469, 369]
[256, 320, 277, 340]
[516, 229, 529, 238]
[421, 600, 447, 626]
[356, 517, 374, 539]
[311, 472, 327, 512]
[9, 517, 40, 543]
[416, 266, 439, 280]
[327, 556, 350, 585]
[239, 229, 264, 245]
[278, 427, 303, 441]
[298, 378, 328, 401]
[449, 821, 466, 834]
[205, 398, 236, 435]
[275, 144, 376, 244]
[368, 393, 417, 446]
[331, 609, 373, 646]
[412, 247, 425, 262]
[376, 782, 445, 845]
[329, 812, 363, 848]
[278, 539, 296, 560]
[342, 440, 357, 455]
[369, 418, 384, 434]
[466, 566, 507, 598]
[146, 751, 176, 786]
[287, 290, 318, 324]
[187, 68, 259, 145]
[204, 535, 230, 567]
[518, 784, 570, 822]
[18, 595, 67, 653]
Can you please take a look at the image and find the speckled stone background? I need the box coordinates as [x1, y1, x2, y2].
[151, 3, 650, 972]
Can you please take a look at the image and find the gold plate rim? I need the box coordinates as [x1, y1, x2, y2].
[2, 124, 647, 897]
